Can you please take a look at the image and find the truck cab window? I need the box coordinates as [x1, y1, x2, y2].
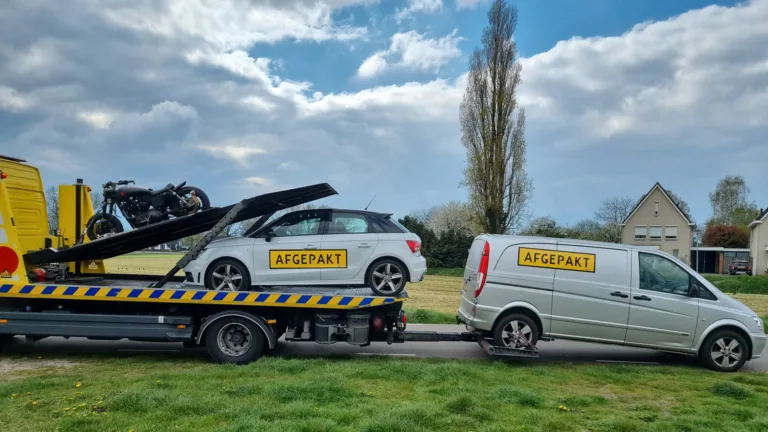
[638, 253, 691, 296]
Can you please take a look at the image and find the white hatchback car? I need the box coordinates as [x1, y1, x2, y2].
[183, 209, 426, 295]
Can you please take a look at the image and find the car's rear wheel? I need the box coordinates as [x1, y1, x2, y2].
[367, 259, 407, 296]
[700, 329, 749, 372]
[207, 259, 251, 291]
[493, 313, 539, 349]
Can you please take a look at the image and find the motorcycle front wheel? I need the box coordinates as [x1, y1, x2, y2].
[177, 186, 211, 214]
[85, 213, 124, 240]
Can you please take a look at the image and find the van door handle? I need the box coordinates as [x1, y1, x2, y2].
[633, 295, 652, 301]
[610, 291, 628, 298]
[304, 245, 318, 250]
[357, 243, 371, 248]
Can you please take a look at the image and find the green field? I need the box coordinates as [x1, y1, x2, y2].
[2, 354, 768, 432]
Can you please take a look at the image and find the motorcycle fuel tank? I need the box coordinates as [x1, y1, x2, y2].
[117, 186, 151, 197]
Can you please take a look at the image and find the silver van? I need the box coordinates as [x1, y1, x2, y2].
[458, 235, 767, 372]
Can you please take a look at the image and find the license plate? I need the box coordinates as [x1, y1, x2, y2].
[269, 250, 347, 269]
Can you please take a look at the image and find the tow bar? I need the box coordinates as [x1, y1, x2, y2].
[398, 330, 539, 359]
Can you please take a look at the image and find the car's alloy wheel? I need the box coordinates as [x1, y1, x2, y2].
[710, 336, 743, 369]
[211, 263, 244, 291]
[371, 262, 404, 295]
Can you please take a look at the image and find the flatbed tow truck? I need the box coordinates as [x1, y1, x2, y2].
[0, 156, 537, 363]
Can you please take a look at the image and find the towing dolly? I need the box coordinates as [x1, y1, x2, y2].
[0, 156, 538, 363]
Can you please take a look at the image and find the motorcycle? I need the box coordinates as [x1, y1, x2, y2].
[83, 179, 211, 241]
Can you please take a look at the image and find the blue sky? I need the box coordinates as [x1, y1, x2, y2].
[1, 0, 766, 229]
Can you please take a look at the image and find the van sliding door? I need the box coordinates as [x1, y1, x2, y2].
[550, 244, 631, 343]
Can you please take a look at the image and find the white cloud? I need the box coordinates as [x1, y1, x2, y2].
[455, 0, 486, 10]
[357, 30, 462, 78]
[517, 0, 768, 148]
[244, 176, 271, 185]
[101, 0, 369, 50]
[0, 86, 32, 111]
[77, 112, 114, 129]
[278, 161, 298, 170]
[395, 0, 442, 22]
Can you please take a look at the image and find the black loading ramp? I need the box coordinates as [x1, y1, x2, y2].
[24, 183, 337, 266]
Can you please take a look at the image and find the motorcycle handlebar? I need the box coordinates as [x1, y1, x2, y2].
[102, 180, 135, 188]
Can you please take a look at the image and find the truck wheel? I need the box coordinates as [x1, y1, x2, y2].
[204, 317, 265, 364]
[700, 329, 748, 372]
[367, 259, 407, 296]
[493, 314, 539, 349]
[207, 259, 251, 291]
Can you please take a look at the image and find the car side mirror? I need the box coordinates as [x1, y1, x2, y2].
[264, 229, 275, 242]
[688, 284, 700, 298]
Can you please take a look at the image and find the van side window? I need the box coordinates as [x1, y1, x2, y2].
[638, 253, 691, 296]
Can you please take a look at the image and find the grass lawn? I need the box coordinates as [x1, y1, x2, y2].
[1, 354, 768, 432]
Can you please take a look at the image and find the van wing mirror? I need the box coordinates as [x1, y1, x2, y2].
[688, 283, 700, 298]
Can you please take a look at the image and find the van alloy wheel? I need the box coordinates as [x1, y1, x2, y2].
[372, 263, 403, 294]
[501, 320, 533, 348]
[711, 337, 742, 369]
[211, 264, 243, 291]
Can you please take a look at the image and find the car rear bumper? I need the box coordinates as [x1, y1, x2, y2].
[457, 295, 496, 332]
[408, 256, 427, 283]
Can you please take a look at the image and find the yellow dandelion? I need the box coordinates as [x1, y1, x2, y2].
[26, 392, 32, 395]
[75, 382, 82, 388]
[32, 401, 38, 406]
[11, 394, 17, 398]
[98, 401, 103, 405]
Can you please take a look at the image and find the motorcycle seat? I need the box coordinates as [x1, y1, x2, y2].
[149, 183, 175, 196]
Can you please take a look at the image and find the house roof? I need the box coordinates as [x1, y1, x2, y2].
[748, 207, 768, 228]
[620, 182, 695, 227]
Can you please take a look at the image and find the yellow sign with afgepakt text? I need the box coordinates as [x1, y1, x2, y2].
[269, 250, 347, 269]
[518, 247, 596, 273]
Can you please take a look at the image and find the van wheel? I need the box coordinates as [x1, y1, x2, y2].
[205, 317, 265, 364]
[367, 259, 407, 296]
[493, 314, 539, 349]
[700, 329, 748, 372]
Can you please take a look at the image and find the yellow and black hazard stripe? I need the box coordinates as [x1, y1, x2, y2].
[0, 284, 402, 309]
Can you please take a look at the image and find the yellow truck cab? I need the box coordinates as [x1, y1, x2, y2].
[0, 155, 52, 254]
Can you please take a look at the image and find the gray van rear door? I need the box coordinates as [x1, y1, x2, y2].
[550, 243, 631, 343]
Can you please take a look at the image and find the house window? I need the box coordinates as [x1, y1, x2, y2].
[665, 226, 678, 240]
[654, 202, 659, 216]
[673, 249, 679, 258]
[634, 226, 647, 240]
[650, 226, 662, 240]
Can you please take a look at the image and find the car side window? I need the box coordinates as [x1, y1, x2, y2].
[328, 213, 369, 234]
[638, 252, 691, 296]
[271, 212, 323, 237]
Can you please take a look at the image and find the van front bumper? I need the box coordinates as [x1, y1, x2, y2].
[751, 333, 767, 359]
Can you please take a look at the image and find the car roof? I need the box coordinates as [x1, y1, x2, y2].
[288, 208, 392, 218]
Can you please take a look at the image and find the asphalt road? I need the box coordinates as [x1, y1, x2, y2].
[2, 324, 767, 371]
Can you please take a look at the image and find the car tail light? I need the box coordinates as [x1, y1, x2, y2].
[474, 241, 490, 298]
[406, 240, 421, 253]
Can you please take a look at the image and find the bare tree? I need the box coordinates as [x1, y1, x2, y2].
[90, 190, 103, 210]
[519, 216, 564, 238]
[708, 175, 756, 226]
[594, 196, 635, 243]
[45, 186, 59, 234]
[461, 0, 532, 234]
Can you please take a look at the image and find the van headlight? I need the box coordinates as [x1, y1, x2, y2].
[753, 316, 763, 332]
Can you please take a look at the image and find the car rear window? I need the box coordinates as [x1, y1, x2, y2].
[381, 217, 409, 233]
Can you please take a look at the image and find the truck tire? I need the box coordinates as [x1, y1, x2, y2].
[699, 329, 748, 372]
[492, 313, 539, 349]
[204, 316, 265, 364]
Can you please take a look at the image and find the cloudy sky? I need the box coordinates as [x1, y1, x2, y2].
[1, 0, 766, 226]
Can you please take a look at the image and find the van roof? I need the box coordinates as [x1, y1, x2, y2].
[477, 234, 661, 252]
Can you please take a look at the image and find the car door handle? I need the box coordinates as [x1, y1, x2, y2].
[304, 245, 318, 250]
[610, 291, 628, 298]
[633, 295, 652, 301]
[357, 243, 372, 248]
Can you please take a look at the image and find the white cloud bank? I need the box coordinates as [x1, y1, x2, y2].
[358, 30, 462, 78]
